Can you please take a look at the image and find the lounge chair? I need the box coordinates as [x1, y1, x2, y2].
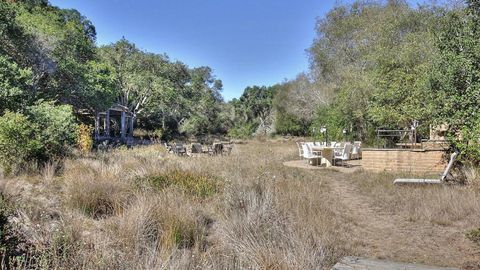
[394, 152, 458, 185]
[333, 143, 353, 166]
[209, 143, 223, 155]
[191, 143, 204, 154]
[223, 144, 234, 155]
[173, 143, 186, 156]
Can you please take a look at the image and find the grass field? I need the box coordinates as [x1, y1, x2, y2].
[1, 140, 479, 269]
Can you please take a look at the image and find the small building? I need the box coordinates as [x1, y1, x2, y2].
[95, 104, 135, 142]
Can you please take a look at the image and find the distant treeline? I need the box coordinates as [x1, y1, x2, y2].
[230, 0, 480, 162]
[0, 0, 479, 166]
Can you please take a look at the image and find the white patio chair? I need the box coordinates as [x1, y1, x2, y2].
[333, 143, 353, 167]
[351, 141, 362, 159]
[296, 142, 304, 159]
[330, 141, 337, 147]
[302, 143, 322, 166]
[306, 142, 315, 149]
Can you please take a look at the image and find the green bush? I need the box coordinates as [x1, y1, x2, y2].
[275, 112, 305, 136]
[0, 112, 41, 174]
[227, 122, 257, 139]
[311, 105, 349, 141]
[0, 102, 78, 174]
[27, 102, 78, 161]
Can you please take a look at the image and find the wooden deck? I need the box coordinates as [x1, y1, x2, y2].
[332, 257, 458, 270]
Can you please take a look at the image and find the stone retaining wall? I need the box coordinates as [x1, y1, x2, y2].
[361, 149, 447, 174]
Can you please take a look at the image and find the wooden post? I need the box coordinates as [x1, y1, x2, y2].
[94, 113, 100, 140]
[129, 116, 134, 137]
[120, 111, 126, 140]
[105, 110, 110, 137]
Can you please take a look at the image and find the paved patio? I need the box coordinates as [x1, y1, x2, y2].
[283, 159, 362, 174]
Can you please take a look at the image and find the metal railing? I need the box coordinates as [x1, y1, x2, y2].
[375, 129, 419, 149]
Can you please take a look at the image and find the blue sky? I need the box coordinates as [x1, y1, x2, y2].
[49, 0, 430, 100]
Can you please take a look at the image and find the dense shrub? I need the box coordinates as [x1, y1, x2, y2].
[275, 112, 305, 136]
[311, 105, 349, 141]
[0, 102, 78, 174]
[227, 122, 257, 139]
[0, 112, 41, 174]
[76, 124, 93, 154]
[27, 102, 78, 161]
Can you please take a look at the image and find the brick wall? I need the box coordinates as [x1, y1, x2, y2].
[361, 149, 447, 174]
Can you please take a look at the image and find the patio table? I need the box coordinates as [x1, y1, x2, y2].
[311, 146, 334, 167]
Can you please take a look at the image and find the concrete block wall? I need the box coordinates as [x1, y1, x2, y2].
[361, 149, 447, 174]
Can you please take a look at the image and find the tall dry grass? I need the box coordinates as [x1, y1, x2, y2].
[353, 171, 480, 226]
[1, 141, 479, 269]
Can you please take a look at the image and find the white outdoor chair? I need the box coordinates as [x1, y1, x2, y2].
[302, 144, 322, 166]
[306, 142, 315, 149]
[333, 143, 353, 167]
[296, 142, 304, 159]
[351, 141, 362, 159]
[330, 141, 337, 147]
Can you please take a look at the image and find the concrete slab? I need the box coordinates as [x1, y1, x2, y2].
[332, 257, 458, 270]
[282, 159, 362, 174]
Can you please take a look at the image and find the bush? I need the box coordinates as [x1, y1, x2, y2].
[275, 112, 305, 136]
[27, 102, 78, 161]
[311, 105, 349, 141]
[227, 122, 257, 139]
[77, 124, 93, 154]
[0, 102, 78, 174]
[0, 112, 41, 174]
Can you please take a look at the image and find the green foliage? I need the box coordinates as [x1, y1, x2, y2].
[139, 170, 220, 198]
[0, 55, 33, 113]
[466, 227, 480, 245]
[0, 112, 40, 174]
[312, 105, 349, 141]
[227, 122, 257, 139]
[27, 102, 78, 161]
[275, 112, 304, 136]
[429, 1, 480, 161]
[228, 85, 275, 137]
[0, 102, 78, 174]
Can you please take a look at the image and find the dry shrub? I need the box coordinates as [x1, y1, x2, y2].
[76, 124, 94, 154]
[464, 164, 480, 192]
[105, 193, 211, 269]
[63, 159, 132, 218]
[214, 175, 337, 269]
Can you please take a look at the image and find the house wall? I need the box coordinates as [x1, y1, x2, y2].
[361, 149, 447, 174]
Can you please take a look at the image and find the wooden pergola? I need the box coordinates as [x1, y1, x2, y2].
[95, 104, 135, 142]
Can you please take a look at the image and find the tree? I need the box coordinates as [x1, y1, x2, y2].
[430, 0, 480, 160]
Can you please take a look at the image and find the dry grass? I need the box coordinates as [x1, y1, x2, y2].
[0, 141, 479, 269]
[353, 171, 480, 226]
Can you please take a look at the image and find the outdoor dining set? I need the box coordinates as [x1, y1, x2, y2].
[296, 141, 362, 167]
[165, 142, 234, 156]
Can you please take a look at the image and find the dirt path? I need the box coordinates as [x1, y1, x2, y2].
[326, 174, 480, 269]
